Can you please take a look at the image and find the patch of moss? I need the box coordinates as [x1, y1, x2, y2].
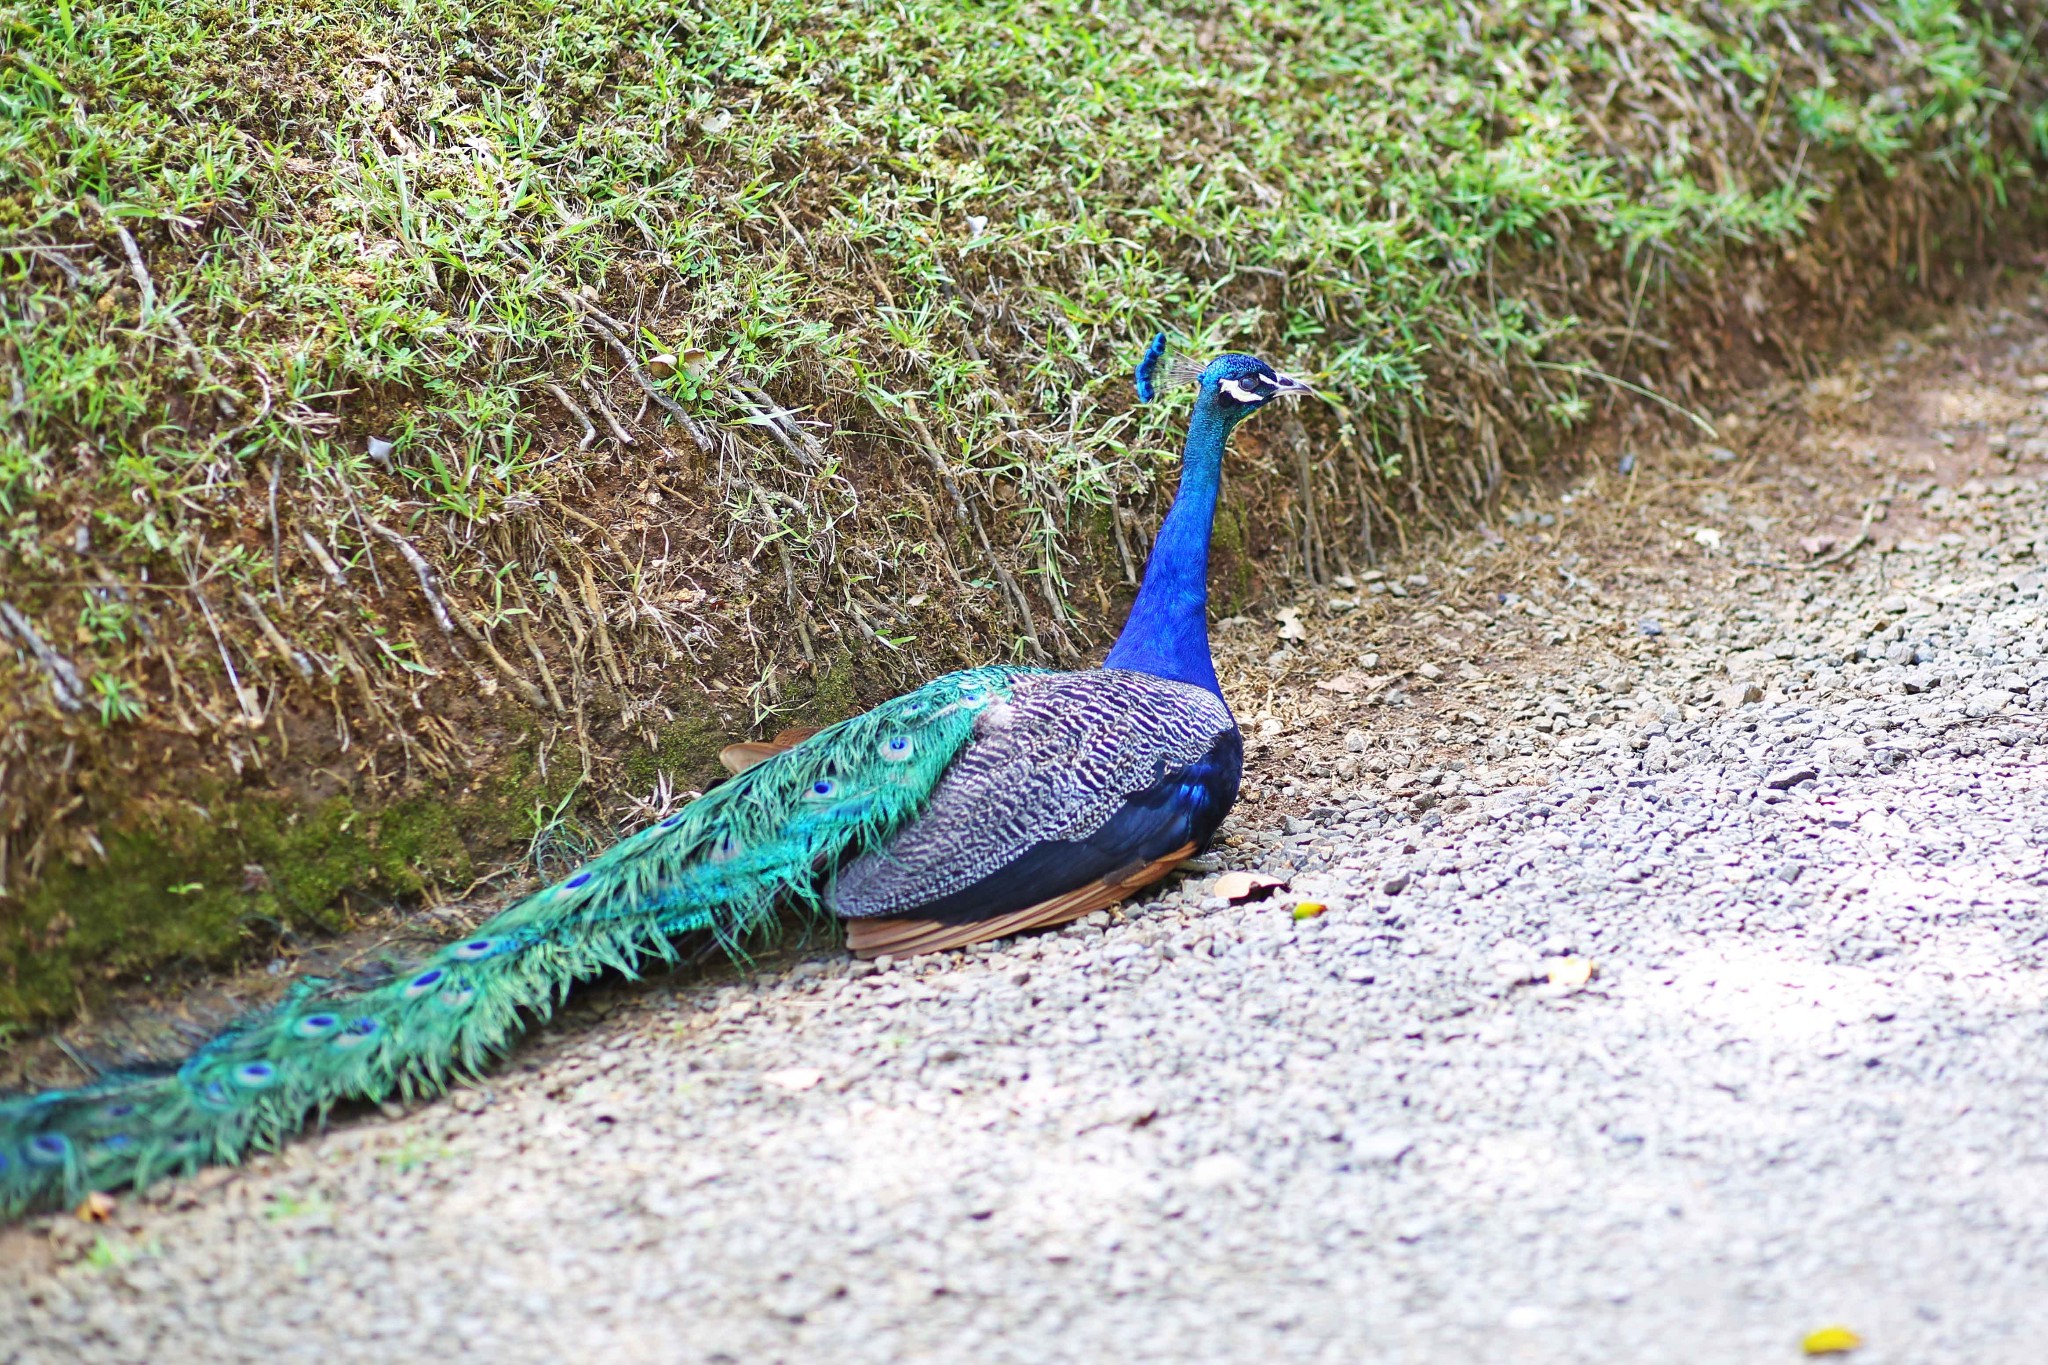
[0, 777, 538, 1028]
[621, 711, 731, 795]
[618, 652, 863, 800]
[799, 650, 862, 727]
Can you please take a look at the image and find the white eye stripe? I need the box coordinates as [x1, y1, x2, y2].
[1218, 378, 1263, 403]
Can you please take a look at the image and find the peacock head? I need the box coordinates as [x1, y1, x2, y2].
[1134, 333, 1314, 412]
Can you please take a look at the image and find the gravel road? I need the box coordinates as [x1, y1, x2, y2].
[5, 302, 2048, 1363]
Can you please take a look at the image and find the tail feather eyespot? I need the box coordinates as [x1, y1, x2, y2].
[292, 1013, 341, 1040]
[26, 1134, 68, 1165]
[332, 1018, 380, 1049]
[233, 1062, 277, 1089]
[403, 968, 445, 999]
[880, 735, 914, 761]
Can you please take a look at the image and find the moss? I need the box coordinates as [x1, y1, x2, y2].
[799, 650, 862, 727]
[0, 782, 513, 1028]
[621, 711, 731, 795]
[619, 653, 863, 800]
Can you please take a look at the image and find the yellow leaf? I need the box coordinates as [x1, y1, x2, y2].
[1546, 956, 1595, 987]
[76, 1191, 116, 1224]
[1291, 901, 1328, 920]
[1802, 1325, 1862, 1355]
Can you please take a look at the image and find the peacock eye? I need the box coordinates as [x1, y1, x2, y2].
[293, 1013, 340, 1039]
[234, 1062, 277, 1088]
[810, 778, 836, 797]
[453, 938, 497, 961]
[403, 968, 444, 998]
[333, 1017, 380, 1049]
[880, 735, 914, 761]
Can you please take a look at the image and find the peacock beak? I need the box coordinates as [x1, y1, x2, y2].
[1269, 371, 1315, 398]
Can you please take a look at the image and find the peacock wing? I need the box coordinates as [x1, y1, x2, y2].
[826, 670, 1239, 928]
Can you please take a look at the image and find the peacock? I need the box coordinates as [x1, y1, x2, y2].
[0, 338, 1312, 1218]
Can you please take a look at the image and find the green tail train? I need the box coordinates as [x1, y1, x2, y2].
[0, 667, 1039, 1220]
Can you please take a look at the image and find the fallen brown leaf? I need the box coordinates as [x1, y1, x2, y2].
[762, 1067, 824, 1092]
[1214, 871, 1287, 903]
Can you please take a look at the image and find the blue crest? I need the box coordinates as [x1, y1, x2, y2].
[1135, 333, 1170, 403]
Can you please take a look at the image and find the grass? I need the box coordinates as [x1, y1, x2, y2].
[1, 0, 2045, 1021]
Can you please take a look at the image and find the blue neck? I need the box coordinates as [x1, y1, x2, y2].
[1103, 394, 1242, 697]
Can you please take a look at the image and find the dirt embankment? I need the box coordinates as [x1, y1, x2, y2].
[4, 2, 2046, 1027]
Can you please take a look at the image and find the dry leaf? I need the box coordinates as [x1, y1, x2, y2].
[1545, 956, 1595, 988]
[1291, 901, 1328, 920]
[1313, 673, 1360, 695]
[1275, 607, 1308, 642]
[1801, 1325, 1862, 1355]
[76, 1191, 116, 1224]
[762, 1068, 824, 1092]
[1214, 871, 1286, 903]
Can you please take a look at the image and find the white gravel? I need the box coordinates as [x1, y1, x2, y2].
[4, 308, 2047, 1364]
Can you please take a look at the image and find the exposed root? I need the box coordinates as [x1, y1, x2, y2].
[545, 382, 600, 450]
[0, 603, 85, 712]
[103, 214, 237, 418]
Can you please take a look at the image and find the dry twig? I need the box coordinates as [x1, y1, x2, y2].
[545, 382, 599, 450]
[104, 215, 237, 418]
[558, 290, 713, 450]
[0, 602, 86, 712]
